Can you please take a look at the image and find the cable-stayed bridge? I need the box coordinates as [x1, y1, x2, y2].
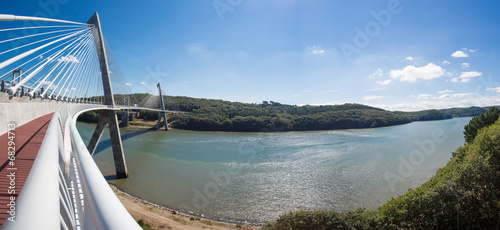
[0, 13, 176, 229]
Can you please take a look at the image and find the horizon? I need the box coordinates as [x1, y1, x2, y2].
[1, 0, 499, 111]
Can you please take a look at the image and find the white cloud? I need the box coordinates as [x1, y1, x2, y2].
[293, 94, 301, 97]
[371, 96, 500, 111]
[368, 68, 383, 79]
[308, 102, 340, 106]
[454, 93, 474, 98]
[460, 71, 482, 79]
[367, 87, 386, 91]
[487, 87, 500, 93]
[437, 89, 453, 94]
[461, 63, 471, 69]
[451, 77, 472, 83]
[140, 82, 146, 85]
[451, 50, 469, 58]
[405, 57, 414, 61]
[376, 79, 392, 85]
[307, 46, 326, 55]
[442, 60, 450, 65]
[57, 55, 79, 63]
[125, 83, 132, 86]
[417, 94, 432, 99]
[36, 80, 56, 90]
[469, 49, 478, 53]
[363, 95, 385, 100]
[452, 71, 483, 83]
[389, 63, 445, 83]
[438, 93, 474, 99]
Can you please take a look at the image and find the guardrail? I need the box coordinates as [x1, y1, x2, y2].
[3, 104, 140, 230]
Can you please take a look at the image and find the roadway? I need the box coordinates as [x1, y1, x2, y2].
[0, 113, 53, 227]
[115, 106, 186, 113]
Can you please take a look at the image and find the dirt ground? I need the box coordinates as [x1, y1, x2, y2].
[111, 185, 262, 230]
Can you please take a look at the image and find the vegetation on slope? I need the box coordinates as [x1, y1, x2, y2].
[394, 109, 452, 121]
[161, 97, 414, 131]
[263, 109, 500, 230]
[442, 106, 488, 117]
[79, 94, 415, 131]
[78, 94, 488, 133]
[170, 108, 412, 132]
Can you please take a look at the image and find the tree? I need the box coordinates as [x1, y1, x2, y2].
[463, 107, 500, 143]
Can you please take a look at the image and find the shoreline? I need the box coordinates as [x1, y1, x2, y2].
[109, 183, 263, 230]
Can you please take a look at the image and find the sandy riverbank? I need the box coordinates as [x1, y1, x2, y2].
[110, 184, 262, 230]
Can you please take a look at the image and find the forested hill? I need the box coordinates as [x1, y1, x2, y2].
[104, 93, 487, 132]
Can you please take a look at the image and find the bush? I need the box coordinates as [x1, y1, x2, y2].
[137, 219, 154, 230]
[263, 209, 381, 230]
[77, 111, 99, 123]
[138, 110, 160, 121]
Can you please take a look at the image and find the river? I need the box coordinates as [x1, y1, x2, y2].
[76, 117, 471, 223]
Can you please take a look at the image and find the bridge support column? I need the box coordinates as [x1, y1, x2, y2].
[87, 110, 128, 178]
[153, 82, 168, 130]
[120, 110, 129, 127]
[87, 12, 128, 178]
[154, 112, 168, 130]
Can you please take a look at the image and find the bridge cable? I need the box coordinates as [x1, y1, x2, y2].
[42, 34, 93, 98]
[8, 30, 87, 94]
[0, 29, 87, 80]
[30, 32, 92, 97]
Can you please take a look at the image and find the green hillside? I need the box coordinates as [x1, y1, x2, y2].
[80, 94, 490, 133]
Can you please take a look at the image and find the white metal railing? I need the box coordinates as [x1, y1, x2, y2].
[3, 104, 140, 230]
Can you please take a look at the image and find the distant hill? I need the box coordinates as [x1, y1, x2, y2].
[81, 94, 494, 132]
[394, 106, 490, 121]
[156, 96, 412, 131]
[440, 106, 489, 117]
[394, 109, 452, 121]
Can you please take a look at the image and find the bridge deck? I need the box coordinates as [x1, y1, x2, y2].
[0, 113, 53, 227]
[115, 106, 185, 113]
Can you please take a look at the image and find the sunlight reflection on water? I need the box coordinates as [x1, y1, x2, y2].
[78, 117, 471, 223]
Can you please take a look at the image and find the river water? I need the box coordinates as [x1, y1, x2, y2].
[76, 117, 471, 223]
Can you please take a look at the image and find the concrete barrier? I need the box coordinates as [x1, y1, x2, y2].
[0, 101, 63, 135]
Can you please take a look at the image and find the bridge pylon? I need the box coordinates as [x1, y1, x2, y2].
[153, 82, 168, 131]
[86, 12, 128, 178]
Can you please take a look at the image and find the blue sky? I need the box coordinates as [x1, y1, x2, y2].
[1, 0, 500, 111]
